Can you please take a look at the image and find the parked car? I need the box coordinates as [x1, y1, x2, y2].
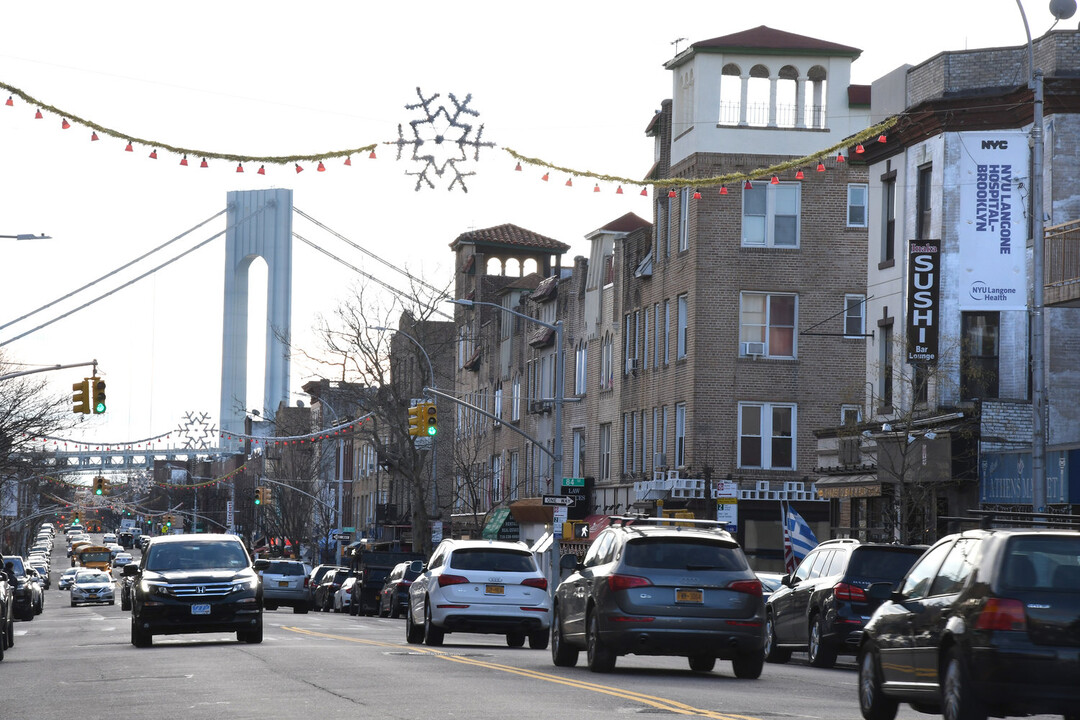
[27, 561, 50, 590]
[0, 568, 12, 656]
[378, 561, 420, 618]
[125, 534, 263, 647]
[70, 569, 115, 606]
[258, 559, 310, 613]
[306, 564, 343, 610]
[3, 557, 43, 620]
[857, 527, 1080, 720]
[550, 517, 764, 676]
[334, 576, 357, 613]
[314, 569, 350, 612]
[58, 567, 80, 591]
[764, 539, 926, 668]
[406, 539, 552, 649]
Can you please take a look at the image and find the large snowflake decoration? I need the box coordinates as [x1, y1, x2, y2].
[175, 411, 218, 450]
[394, 88, 494, 192]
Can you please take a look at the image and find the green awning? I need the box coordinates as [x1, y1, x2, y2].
[481, 508, 511, 539]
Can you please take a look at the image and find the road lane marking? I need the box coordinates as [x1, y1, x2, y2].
[282, 627, 763, 720]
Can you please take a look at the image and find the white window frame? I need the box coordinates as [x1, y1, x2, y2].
[574, 342, 588, 395]
[664, 300, 671, 364]
[739, 291, 797, 358]
[511, 374, 521, 421]
[679, 188, 690, 251]
[677, 294, 689, 359]
[653, 303, 661, 368]
[492, 454, 503, 504]
[741, 182, 801, 248]
[599, 423, 611, 481]
[643, 309, 650, 370]
[737, 402, 797, 470]
[674, 403, 687, 468]
[572, 429, 585, 477]
[622, 413, 632, 474]
[493, 383, 503, 425]
[844, 294, 866, 338]
[847, 183, 869, 228]
[508, 451, 519, 501]
[600, 333, 613, 389]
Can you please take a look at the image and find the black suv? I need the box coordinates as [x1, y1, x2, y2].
[764, 539, 925, 668]
[551, 517, 765, 677]
[2, 556, 42, 621]
[858, 528, 1080, 720]
[125, 534, 263, 647]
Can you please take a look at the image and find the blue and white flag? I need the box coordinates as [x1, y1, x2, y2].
[784, 506, 818, 573]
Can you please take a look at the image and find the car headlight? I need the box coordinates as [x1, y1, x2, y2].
[141, 580, 174, 597]
[231, 578, 259, 593]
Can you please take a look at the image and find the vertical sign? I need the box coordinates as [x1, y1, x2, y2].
[907, 238, 941, 363]
[431, 520, 443, 544]
[226, 500, 234, 533]
[958, 130, 1028, 310]
[714, 481, 738, 532]
[562, 477, 589, 520]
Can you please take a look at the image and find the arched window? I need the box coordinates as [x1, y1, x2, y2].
[719, 63, 742, 125]
[486, 257, 503, 275]
[747, 64, 771, 127]
[807, 65, 828, 128]
[776, 65, 799, 127]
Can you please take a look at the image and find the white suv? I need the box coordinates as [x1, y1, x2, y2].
[406, 539, 551, 649]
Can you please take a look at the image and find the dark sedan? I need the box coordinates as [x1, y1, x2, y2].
[377, 562, 419, 618]
[313, 569, 351, 612]
[858, 528, 1080, 720]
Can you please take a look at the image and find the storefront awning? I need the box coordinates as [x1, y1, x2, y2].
[814, 475, 883, 499]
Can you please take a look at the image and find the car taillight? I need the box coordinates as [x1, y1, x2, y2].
[521, 577, 548, 591]
[607, 574, 653, 592]
[833, 581, 867, 602]
[975, 597, 1027, 631]
[400, 580, 411, 587]
[438, 573, 469, 587]
[303, 577, 309, 588]
[727, 579, 763, 596]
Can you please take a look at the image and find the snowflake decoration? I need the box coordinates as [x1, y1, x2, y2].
[394, 88, 494, 192]
[175, 411, 218, 450]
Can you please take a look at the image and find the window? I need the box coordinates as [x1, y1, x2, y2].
[652, 408, 662, 467]
[679, 188, 690, 251]
[929, 538, 978, 596]
[603, 252, 614, 287]
[880, 323, 894, 409]
[624, 314, 633, 375]
[847, 184, 868, 227]
[572, 429, 585, 478]
[962, 312, 999, 400]
[677, 294, 689, 359]
[675, 403, 687, 467]
[738, 402, 796, 470]
[511, 374, 521, 421]
[653, 303, 661, 368]
[493, 383, 503, 425]
[643, 309, 650, 370]
[739, 292, 796, 357]
[660, 196, 670, 258]
[882, 171, 896, 263]
[622, 413, 632, 473]
[841, 405, 861, 427]
[900, 539, 953, 600]
[742, 183, 800, 247]
[574, 342, 588, 395]
[664, 300, 671, 364]
[508, 451, 519, 501]
[844, 294, 865, 338]
[491, 454, 503, 504]
[599, 424, 611, 480]
[916, 164, 933, 240]
[600, 333, 614, 389]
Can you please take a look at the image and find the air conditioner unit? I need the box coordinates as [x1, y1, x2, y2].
[653, 453, 667, 469]
[627, 358, 640, 372]
[741, 341, 766, 357]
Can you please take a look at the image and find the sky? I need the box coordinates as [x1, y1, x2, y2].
[0, 0, 1070, 453]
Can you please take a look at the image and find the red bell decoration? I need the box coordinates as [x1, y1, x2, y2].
[149, 149, 158, 159]
[90, 132, 99, 141]
[744, 179, 753, 190]
[257, 165, 266, 175]
[514, 162, 522, 171]
[816, 162, 826, 172]
[855, 144, 865, 154]
[200, 158, 208, 168]
[878, 134, 887, 143]
[692, 191, 702, 199]
[565, 177, 573, 187]
[180, 155, 188, 166]
[719, 185, 728, 195]
[4, 96, 12, 106]
[616, 186, 624, 194]
[344, 155, 352, 166]
[770, 175, 780, 185]
[125, 142, 134, 152]
[640, 187, 648, 196]
[236, 163, 244, 173]
[836, 152, 845, 163]
[317, 161, 326, 172]
[61, 118, 71, 129]
[795, 169, 805, 180]
[668, 189, 677, 198]
[34, 108, 42, 119]
[295, 164, 304, 173]
[541, 172, 549, 182]
[368, 150, 376, 159]
[593, 183, 601, 192]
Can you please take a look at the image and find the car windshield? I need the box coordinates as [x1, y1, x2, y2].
[267, 561, 304, 575]
[76, 571, 110, 583]
[847, 547, 924, 579]
[449, 548, 536, 572]
[1003, 535, 1080, 590]
[623, 537, 748, 570]
[4, 557, 26, 575]
[145, 541, 250, 571]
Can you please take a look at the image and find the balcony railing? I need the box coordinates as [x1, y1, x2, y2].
[1045, 219, 1080, 306]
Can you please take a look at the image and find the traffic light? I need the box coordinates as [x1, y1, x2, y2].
[254, 487, 263, 505]
[91, 377, 106, 414]
[262, 486, 273, 507]
[424, 402, 438, 436]
[72, 378, 91, 414]
[92, 476, 106, 496]
[407, 405, 423, 437]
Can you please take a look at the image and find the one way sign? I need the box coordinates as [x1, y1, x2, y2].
[543, 494, 574, 506]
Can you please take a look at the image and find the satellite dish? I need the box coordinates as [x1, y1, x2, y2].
[1050, 0, 1076, 20]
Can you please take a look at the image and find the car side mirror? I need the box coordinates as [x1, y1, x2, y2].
[123, 564, 140, 577]
[867, 582, 893, 602]
[781, 574, 794, 587]
[252, 559, 270, 571]
[408, 560, 424, 573]
[559, 553, 583, 572]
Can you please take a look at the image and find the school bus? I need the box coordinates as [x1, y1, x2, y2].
[76, 545, 113, 573]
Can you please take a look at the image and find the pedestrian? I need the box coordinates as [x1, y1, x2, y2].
[3, 561, 16, 586]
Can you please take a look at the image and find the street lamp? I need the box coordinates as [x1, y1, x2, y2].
[370, 325, 439, 519]
[0, 233, 51, 241]
[1019, 0, 1077, 515]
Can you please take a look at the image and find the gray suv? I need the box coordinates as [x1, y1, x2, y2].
[258, 560, 310, 613]
[551, 517, 765, 676]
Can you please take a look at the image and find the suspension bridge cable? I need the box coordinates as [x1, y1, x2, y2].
[292, 232, 453, 320]
[0, 205, 269, 347]
[0, 209, 227, 333]
[294, 207, 450, 300]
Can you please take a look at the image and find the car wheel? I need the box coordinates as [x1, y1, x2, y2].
[764, 612, 792, 663]
[6, 619, 13, 648]
[551, 605, 579, 667]
[390, 603, 401, 619]
[528, 629, 549, 650]
[688, 654, 716, 672]
[808, 613, 838, 668]
[239, 624, 263, 644]
[70, 600, 77, 607]
[423, 603, 444, 646]
[352, 602, 361, 616]
[294, 604, 309, 614]
[0, 624, 5, 661]
[858, 645, 899, 720]
[731, 652, 764, 679]
[131, 617, 152, 647]
[121, 593, 131, 611]
[405, 605, 424, 644]
[264, 603, 278, 611]
[942, 647, 987, 720]
[506, 631, 526, 647]
[586, 610, 615, 673]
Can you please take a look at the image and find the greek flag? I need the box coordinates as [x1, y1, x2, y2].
[784, 505, 818, 572]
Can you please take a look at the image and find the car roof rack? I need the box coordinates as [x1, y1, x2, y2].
[941, 510, 1080, 530]
[608, 515, 729, 529]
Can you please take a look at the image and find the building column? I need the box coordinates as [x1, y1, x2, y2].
[768, 75, 778, 127]
[739, 73, 750, 126]
[795, 74, 807, 129]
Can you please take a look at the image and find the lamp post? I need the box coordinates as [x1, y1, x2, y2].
[451, 298, 565, 589]
[1019, 0, 1077, 515]
[370, 325, 439, 522]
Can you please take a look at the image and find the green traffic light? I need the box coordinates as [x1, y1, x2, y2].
[94, 488, 102, 495]
[427, 425, 437, 436]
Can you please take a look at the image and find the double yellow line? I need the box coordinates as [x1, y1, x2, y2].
[283, 627, 761, 719]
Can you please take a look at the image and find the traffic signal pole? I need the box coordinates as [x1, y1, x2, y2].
[0, 358, 98, 382]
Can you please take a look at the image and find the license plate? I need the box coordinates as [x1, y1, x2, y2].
[278, 581, 289, 587]
[676, 588, 704, 603]
[485, 584, 504, 595]
[191, 604, 211, 615]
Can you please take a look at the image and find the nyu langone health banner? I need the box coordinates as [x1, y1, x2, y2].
[957, 130, 1029, 311]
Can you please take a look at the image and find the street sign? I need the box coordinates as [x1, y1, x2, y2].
[553, 505, 568, 530]
[332, 532, 352, 542]
[543, 494, 574, 506]
[562, 477, 585, 487]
